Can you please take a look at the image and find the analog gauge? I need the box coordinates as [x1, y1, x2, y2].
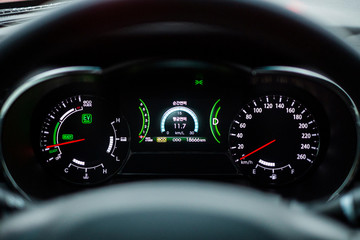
[39, 95, 130, 184]
[160, 106, 199, 136]
[229, 95, 320, 185]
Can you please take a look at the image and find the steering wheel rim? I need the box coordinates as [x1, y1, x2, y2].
[0, 0, 360, 239]
[0, 180, 355, 240]
[0, 0, 359, 101]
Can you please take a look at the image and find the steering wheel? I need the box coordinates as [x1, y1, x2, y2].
[0, 180, 355, 239]
[0, 0, 360, 239]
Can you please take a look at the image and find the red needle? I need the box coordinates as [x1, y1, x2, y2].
[240, 139, 276, 160]
[46, 139, 85, 149]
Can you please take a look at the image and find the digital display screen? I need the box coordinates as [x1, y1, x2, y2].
[133, 97, 223, 149]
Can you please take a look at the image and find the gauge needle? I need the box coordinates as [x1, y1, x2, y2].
[46, 139, 85, 149]
[240, 139, 276, 160]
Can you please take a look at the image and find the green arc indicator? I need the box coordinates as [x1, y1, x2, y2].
[139, 99, 150, 143]
[210, 99, 221, 144]
[53, 122, 60, 145]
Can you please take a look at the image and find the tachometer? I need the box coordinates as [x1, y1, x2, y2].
[229, 95, 320, 185]
[39, 95, 130, 185]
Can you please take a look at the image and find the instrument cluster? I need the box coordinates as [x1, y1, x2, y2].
[1, 60, 359, 201]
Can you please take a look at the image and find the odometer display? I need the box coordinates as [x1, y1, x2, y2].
[229, 95, 320, 185]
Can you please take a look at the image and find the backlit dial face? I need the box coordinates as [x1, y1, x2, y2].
[229, 95, 320, 185]
[160, 106, 199, 136]
[39, 95, 130, 185]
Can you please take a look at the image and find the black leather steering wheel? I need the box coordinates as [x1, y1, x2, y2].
[0, 180, 356, 240]
[0, 0, 359, 99]
[1, 0, 360, 239]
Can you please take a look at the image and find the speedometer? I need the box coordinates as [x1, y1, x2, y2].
[229, 95, 320, 185]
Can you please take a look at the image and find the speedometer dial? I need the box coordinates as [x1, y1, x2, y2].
[229, 95, 320, 185]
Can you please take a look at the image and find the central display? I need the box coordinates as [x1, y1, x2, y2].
[137, 98, 221, 146]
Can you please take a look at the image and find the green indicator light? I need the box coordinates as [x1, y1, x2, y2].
[195, 80, 203, 85]
[195, 73, 204, 86]
[49, 148, 58, 154]
[82, 113, 92, 124]
[62, 134, 74, 141]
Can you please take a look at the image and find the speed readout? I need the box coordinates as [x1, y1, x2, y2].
[229, 95, 320, 185]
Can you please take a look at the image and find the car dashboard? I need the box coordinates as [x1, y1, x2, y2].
[1, 0, 360, 239]
[0, 0, 359, 204]
[0, 58, 357, 202]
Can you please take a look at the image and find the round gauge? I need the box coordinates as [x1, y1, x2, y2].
[229, 95, 320, 185]
[160, 106, 199, 136]
[39, 95, 130, 184]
